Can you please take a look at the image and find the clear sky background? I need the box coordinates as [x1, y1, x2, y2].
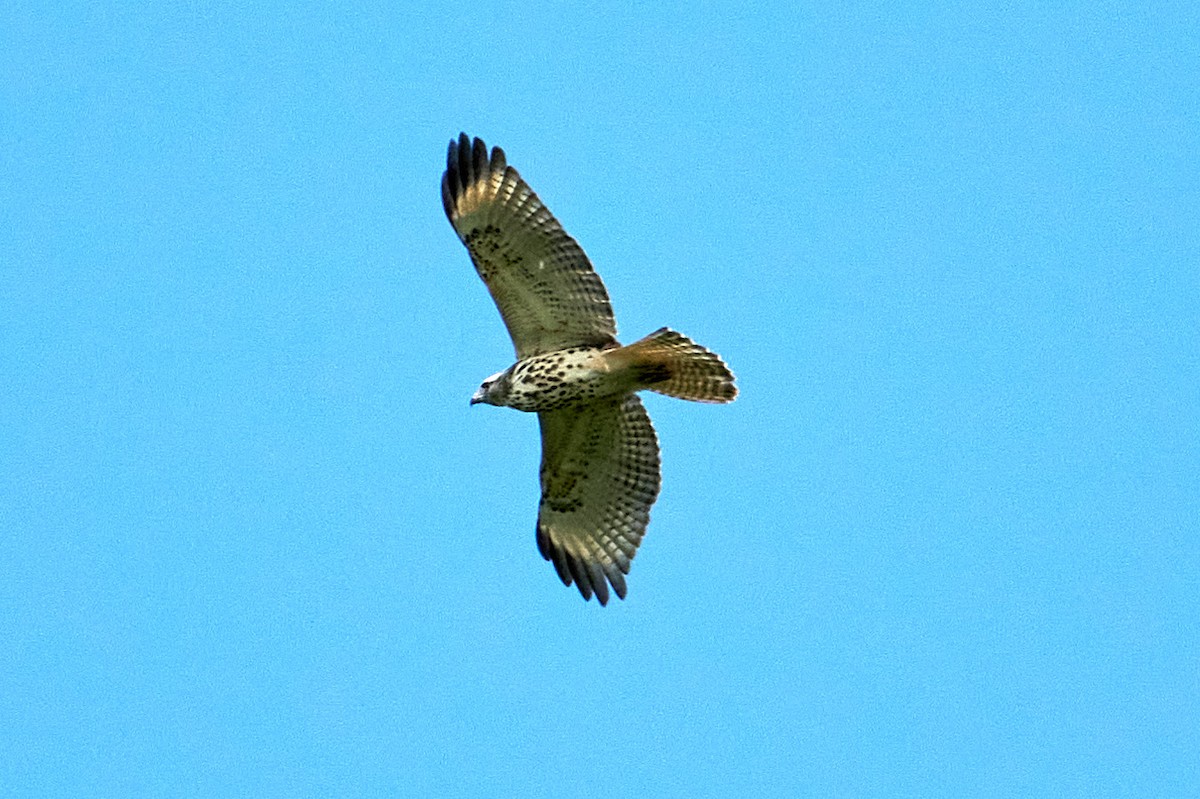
[3, 2, 1197, 796]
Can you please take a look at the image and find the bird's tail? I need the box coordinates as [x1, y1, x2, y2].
[610, 327, 737, 403]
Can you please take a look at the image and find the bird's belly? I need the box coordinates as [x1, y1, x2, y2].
[506, 349, 627, 412]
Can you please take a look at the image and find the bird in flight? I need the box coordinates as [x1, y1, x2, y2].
[441, 133, 736, 605]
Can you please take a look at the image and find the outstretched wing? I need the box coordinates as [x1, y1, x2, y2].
[442, 133, 618, 359]
[536, 395, 661, 605]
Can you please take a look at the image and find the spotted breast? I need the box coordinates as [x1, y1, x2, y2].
[503, 347, 629, 412]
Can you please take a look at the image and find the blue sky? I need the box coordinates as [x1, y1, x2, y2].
[3, 1, 1198, 796]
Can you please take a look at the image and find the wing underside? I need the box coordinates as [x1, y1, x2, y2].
[442, 133, 617, 359]
[536, 395, 661, 605]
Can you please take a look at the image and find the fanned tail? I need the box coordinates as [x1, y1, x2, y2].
[610, 327, 737, 403]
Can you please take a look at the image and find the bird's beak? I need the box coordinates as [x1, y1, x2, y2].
[470, 390, 484, 406]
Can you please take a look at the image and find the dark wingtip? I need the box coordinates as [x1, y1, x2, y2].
[537, 525, 625, 606]
[444, 133, 511, 223]
[564, 552, 594, 601]
[605, 564, 628, 601]
[585, 559, 610, 606]
[456, 132, 473, 189]
[539, 525, 574, 589]
[440, 172, 454, 220]
[471, 136, 488, 178]
[442, 134, 470, 221]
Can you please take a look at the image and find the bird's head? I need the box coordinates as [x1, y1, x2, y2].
[471, 369, 510, 407]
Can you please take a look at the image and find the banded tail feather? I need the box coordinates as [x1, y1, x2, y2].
[612, 327, 737, 403]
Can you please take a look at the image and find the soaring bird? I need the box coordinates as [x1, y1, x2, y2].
[442, 134, 736, 604]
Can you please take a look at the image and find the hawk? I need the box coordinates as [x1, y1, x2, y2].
[442, 133, 736, 605]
